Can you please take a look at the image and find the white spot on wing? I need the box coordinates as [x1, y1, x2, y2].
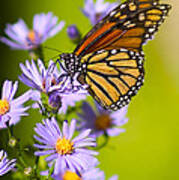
[111, 49, 117, 54]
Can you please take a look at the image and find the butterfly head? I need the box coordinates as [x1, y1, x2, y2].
[60, 53, 80, 76]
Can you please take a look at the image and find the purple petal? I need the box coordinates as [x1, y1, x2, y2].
[68, 119, 76, 140]
[45, 153, 58, 162]
[11, 90, 31, 106]
[109, 175, 118, 180]
[75, 148, 98, 156]
[49, 21, 65, 37]
[62, 120, 69, 139]
[0, 37, 27, 49]
[34, 144, 53, 149]
[106, 128, 125, 137]
[72, 129, 91, 143]
[9, 81, 18, 100]
[54, 155, 63, 175]
[64, 155, 77, 172]
[34, 149, 56, 156]
[74, 141, 96, 148]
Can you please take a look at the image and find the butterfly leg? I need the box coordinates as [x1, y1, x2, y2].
[57, 73, 68, 85]
[55, 59, 68, 73]
[70, 73, 88, 94]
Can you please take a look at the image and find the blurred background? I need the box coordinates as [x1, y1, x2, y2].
[0, 0, 179, 179]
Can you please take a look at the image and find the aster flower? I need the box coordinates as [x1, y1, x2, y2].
[0, 80, 31, 129]
[0, 12, 65, 50]
[82, 0, 118, 25]
[77, 102, 128, 138]
[34, 118, 98, 175]
[19, 59, 87, 113]
[0, 150, 16, 176]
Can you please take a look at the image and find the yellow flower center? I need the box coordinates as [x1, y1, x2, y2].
[0, 99, 10, 115]
[63, 170, 81, 180]
[27, 30, 36, 43]
[95, 113, 111, 130]
[56, 137, 74, 155]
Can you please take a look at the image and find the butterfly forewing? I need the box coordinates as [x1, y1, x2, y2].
[78, 49, 144, 110]
[74, 0, 171, 56]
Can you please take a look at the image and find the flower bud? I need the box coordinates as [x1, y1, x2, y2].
[67, 25, 81, 43]
[24, 167, 32, 176]
[8, 137, 17, 148]
[48, 93, 62, 110]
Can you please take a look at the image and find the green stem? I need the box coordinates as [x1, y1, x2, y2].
[95, 132, 109, 150]
[33, 156, 39, 177]
[7, 126, 12, 139]
[46, 163, 54, 180]
[15, 140, 28, 168]
[7, 123, 13, 139]
[15, 163, 24, 171]
[29, 45, 45, 64]
[18, 155, 28, 167]
[36, 46, 44, 62]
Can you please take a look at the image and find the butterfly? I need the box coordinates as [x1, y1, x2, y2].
[60, 0, 171, 111]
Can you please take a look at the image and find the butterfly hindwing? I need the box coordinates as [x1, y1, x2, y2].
[78, 49, 144, 110]
[74, 0, 171, 56]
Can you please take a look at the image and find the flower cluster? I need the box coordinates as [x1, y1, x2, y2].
[0, 0, 128, 180]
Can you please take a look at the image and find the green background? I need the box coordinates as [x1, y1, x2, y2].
[0, 0, 179, 179]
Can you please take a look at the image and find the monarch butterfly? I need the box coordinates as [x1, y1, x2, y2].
[60, 0, 171, 110]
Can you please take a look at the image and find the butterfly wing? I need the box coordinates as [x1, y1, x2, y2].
[77, 48, 144, 110]
[72, 0, 171, 110]
[74, 0, 171, 57]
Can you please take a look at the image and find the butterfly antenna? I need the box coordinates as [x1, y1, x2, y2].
[42, 45, 64, 65]
[42, 45, 63, 53]
[49, 54, 60, 60]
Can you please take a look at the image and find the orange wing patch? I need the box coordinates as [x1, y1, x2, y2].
[145, 8, 163, 27]
[107, 52, 130, 60]
[85, 29, 123, 54]
[86, 75, 112, 107]
[88, 51, 108, 63]
[107, 37, 143, 50]
[96, 27, 145, 52]
[88, 63, 119, 76]
[117, 68, 140, 77]
[121, 75, 137, 87]
[109, 60, 137, 68]
[88, 72, 120, 103]
[75, 22, 116, 56]
[108, 77, 129, 95]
